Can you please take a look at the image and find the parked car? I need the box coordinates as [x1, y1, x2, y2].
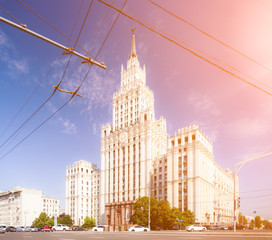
[92, 225, 105, 232]
[30, 226, 38, 232]
[73, 226, 88, 231]
[172, 224, 179, 230]
[16, 226, 25, 232]
[128, 226, 150, 232]
[43, 225, 52, 232]
[37, 227, 44, 232]
[52, 224, 72, 231]
[24, 226, 31, 232]
[6, 226, 16, 232]
[0, 226, 5, 234]
[185, 225, 207, 232]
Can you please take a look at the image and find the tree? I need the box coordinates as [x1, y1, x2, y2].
[157, 200, 177, 230]
[180, 210, 195, 227]
[249, 220, 255, 229]
[130, 196, 158, 227]
[130, 197, 192, 230]
[32, 212, 52, 228]
[255, 216, 262, 229]
[263, 220, 272, 230]
[82, 216, 96, 228]
[58, 215, 73, 226]
[238, 212, 247, 227]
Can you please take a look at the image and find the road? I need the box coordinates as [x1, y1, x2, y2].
[0, 231, 271, 240]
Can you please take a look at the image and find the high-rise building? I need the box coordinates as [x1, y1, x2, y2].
[99, 28, 237, 228]
[100, 27, 167, 228]
[65, 160, 100, 226]
[0, 187, 60, 226]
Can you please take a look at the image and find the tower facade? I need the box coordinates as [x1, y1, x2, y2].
[100, 28, 167, 228]
[99, 28, 237, 228]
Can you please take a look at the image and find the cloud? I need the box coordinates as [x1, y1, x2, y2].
[187, 90, 222, 142]
[187, 90, 221, 117]
[59, 118, 77, 135]
[0, 28, 29, 74]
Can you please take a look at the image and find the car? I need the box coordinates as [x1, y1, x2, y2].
[92, 225, 105, 232]
[185, 225, 207, 232]
[37, 227, 44, 232]
[30, 226, 38, 232]
[128, 225, 150, 232]
[43, 225, 52, 232]
[0, 227, 5, 234]
[172, 224, 179, 230]
[52, 224, 72, 231]
[24, 226, 31, 232]
[73, 226, 88, 231]
[6, 226, 16, 232]
[16, 226, 25, 232]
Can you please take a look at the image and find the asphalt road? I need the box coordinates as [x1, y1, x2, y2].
[0, 231, 271, 240]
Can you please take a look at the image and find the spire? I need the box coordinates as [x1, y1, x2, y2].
[130, 27, 137, 58]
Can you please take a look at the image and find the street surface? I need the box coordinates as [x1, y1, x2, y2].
[0, 231, 271, 240]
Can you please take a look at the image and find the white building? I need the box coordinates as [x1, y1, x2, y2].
[41, 196, 60, 218]
[165, 125, 237, 224]
[100, 27, 167, 228]
[99, 28, 238, 228]
[0, 187, 60, 226]
[65, 160, 100, 226]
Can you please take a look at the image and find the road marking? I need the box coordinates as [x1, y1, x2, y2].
[178, 238, 202, 239]
[88, 237, 105, 239]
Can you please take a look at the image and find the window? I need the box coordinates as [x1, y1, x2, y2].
[192, 134, 195, 141]
[172, 140, 174, 146]
[185, 137, 188, 143]
[178, 138, 181, 144]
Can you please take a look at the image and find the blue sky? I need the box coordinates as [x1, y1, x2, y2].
[1, 0, 272, 220]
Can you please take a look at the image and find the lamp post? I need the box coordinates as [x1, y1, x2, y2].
[233, 152, 272, 232]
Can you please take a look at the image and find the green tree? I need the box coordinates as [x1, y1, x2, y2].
[263, 220, 272, 230]
[157, 200, 177, 230]
[32, 212, 52, 228]
[180, 210, 195, 227]
[130, 196, 158, 227]
[238, 212, 247, 226]
[130, 197, 192, 230]
[172, 207, 182, 221]
[58, 215, 73, 226]
[249, 220, 255, 229]
[255, 216, 262, 229]
[82, 216, 96, 228]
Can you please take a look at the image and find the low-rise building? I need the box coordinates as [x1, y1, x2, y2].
[0, 187, 60, 226]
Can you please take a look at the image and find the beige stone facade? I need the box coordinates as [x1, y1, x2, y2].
[100, 28, 237, 227]
[0, 187, 60, 226]
[165, 125, 237, 224]
[100, 28, 167, 227]
[65, 160, 100, 226]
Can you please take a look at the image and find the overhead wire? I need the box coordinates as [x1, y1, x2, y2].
[0, 0, 128, 161]
[148, 0, 272, 73]
[0, 0, 94, 154]
[16, 0, 103, 64]
[98, 0, 272, 97]
[0, 6, 24, 26]
[0, 0, 86, 151]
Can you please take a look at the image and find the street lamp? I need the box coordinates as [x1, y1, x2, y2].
[233, 152, 272, 232]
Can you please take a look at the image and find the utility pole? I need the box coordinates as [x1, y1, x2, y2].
[233, 152, 272, 232]
[0, 16, 106, 70]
